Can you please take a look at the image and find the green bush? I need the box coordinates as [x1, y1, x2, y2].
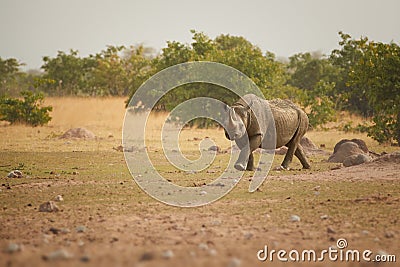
[0, 91, 52, 126]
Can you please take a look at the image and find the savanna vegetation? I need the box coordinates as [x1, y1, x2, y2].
[1, 31, 399, 145]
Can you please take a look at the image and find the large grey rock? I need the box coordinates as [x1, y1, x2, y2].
[328, 142, 366, 163]
[343, 154, 372, 167]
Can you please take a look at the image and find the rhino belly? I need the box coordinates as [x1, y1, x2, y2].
[273, 109, 299, 148]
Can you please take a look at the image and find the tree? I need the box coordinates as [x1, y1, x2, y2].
[0, 57, 25, 96]
[344, 39, 400, 144]
[41, 50, 96, 95]
[0, 91, 52, 126]
[330, 32, 374, 116]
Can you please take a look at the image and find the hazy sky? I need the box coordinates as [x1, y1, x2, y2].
[1, 0, 399, 70]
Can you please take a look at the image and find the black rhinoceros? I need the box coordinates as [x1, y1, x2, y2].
[224, 94, 311, 171]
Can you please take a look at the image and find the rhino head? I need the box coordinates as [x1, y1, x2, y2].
[223, 104, 251, 141]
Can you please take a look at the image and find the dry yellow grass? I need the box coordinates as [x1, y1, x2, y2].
[0, 97, 396, 154]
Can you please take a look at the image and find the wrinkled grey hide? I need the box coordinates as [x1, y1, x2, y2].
[224, 94, 311, 170]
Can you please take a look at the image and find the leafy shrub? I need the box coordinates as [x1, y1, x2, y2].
[0, 91, 52, 126]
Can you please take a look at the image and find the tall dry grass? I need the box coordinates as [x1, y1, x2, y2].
[0, 97, 394, 154]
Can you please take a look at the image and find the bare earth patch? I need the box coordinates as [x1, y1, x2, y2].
[0, 98, 399, 267]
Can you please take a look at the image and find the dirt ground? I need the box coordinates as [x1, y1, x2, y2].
[0, 97, 399, 267]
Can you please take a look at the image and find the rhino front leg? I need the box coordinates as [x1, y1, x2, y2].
[234, 135, 261, 171]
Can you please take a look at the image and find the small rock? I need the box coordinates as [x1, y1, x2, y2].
[211, 220, 221, 226]
[227, 257, 241, 267]
[4, 243, 22, 253]
[39, 201, 59, 212]
[139, 252, 154, 261]
[244, 232, 253, 239]
[80, 255, 90, 262]
[161, 250, 174, 259]
[320, 214, 329, 220]
[327, 226, 336, 234]
[76, 225, 86, 233]
[54, 195, 64, 202]
[198, 243, 208, 250]
[376, 250, 389, 257]
[43, 249, 73, 261]
[61, 228, 70, 234]
[290, 215, 300, 222]
[384, 231, 395, 238]
[200, 191, 207, 196]
[49, 227, 61, 235]
[7, 170, 23, 178]
[361, 230, 369, 236]
[209, 249, 217, 256]
[313, 186, 321, 191]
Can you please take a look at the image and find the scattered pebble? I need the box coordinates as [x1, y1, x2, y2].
[54, 195, 63, 202]
[43, 249, 73, 261]
[4, 243, 22, 253]
[290, 215, 300, 222]
[49, 227, 61, 235]
[161, 250, 174, 259]
[200, 191, 207, 196]
[76, 225, 87, 233]
[139, 252, 154, 261]
[244, 232, 253, 239]
[198, 243, 209, 250]
[39, 201, 59, 212]
[320, 214, 329, 220]
[7, 170, 23, 178]
[361, 230, 369, 236]
[209, 249, 217, 256]
[211, 220, 221, 226]
[80, 255, 90, 262]
[376, 250, 389, 257]
[327, 226, 336, 234]
[384, 231, 395, 238]
[312, 185, 321, 191]
[227, 257, 241, 267]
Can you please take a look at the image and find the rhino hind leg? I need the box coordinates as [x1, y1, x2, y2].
[295, 144, 311, 169]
